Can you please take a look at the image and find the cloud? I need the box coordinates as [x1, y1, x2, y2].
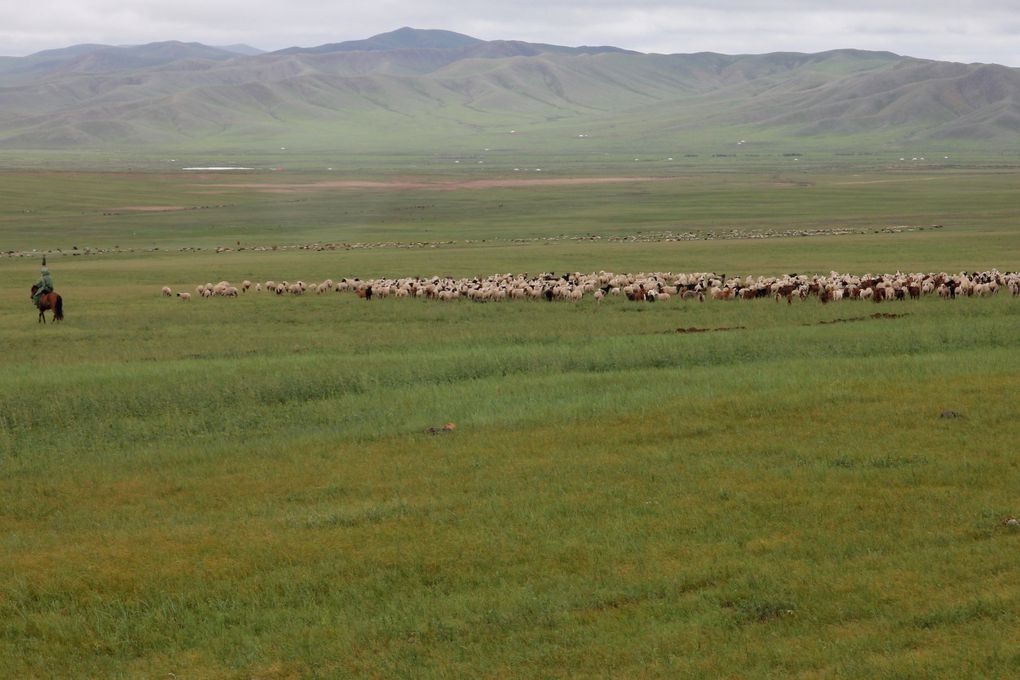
[0, 0, 1017, 66]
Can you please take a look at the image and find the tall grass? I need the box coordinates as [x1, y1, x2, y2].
[1, 295, 1014, 466]
[2, 289, 1018, 677]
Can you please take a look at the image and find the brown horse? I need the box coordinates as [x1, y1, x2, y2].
[31, 285, 63, 323]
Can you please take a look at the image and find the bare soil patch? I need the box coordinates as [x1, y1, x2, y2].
[111, 206, 190, 212]
[816, 312, 910, 325]
[673, 326, 746, 334]
[832, 176, 946, 186]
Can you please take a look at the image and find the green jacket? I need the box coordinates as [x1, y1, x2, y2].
[32, 268, 53, 301]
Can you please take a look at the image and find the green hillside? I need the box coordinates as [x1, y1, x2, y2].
[1, 29, 1018, 153]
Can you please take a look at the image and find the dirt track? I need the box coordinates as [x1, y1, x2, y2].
[202, 176, 678, 193]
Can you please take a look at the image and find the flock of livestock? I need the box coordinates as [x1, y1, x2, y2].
[163, 270, 1019, 303]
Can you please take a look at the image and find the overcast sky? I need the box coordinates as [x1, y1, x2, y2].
[2, 0, 1018, 66]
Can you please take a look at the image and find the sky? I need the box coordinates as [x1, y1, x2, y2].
[2, 0, 1018, 66]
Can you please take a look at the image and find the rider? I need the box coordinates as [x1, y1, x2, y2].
[32, 264, 53, 305]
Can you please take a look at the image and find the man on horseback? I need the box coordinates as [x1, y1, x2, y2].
[31, 265, 53, 305]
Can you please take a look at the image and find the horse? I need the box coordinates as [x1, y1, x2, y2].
[31, 285, 63, 323]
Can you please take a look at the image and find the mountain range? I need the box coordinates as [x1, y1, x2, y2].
[0, 27, 1017, 152]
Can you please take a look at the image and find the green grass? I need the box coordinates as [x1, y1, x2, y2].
[2, 164, 1019, 264]
[1, 160, 1019, 677]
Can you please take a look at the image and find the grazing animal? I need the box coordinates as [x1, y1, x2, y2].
[681, 290, 704, 302]
[161, 286, 172, 297]
[179, 268, 1014, 311]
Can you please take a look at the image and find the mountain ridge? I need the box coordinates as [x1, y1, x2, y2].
[0, 28, 1016, 151]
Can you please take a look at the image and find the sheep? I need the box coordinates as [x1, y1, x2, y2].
[241, 280, 252, 292]
[181, 269, 1012, 309]
[177, 292, 191, 301]
[161, 286, 173, 297]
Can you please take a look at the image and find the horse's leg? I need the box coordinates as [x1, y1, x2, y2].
[38, 308, 45, 324]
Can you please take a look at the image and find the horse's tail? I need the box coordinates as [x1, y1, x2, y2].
[53, 294, 63, 321]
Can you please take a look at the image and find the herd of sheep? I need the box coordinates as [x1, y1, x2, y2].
[163, 270, 1019, 304]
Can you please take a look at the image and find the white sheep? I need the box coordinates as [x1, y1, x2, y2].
[161, 286, 172, 297]
[177, 292, 191, 301]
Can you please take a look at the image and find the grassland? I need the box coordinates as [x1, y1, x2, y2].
[1, 156, 1018, 678]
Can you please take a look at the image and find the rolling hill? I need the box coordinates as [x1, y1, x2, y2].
[0, 28, 1017, 152]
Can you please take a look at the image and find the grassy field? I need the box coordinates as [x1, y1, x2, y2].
[1, 158, 1018, 678]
